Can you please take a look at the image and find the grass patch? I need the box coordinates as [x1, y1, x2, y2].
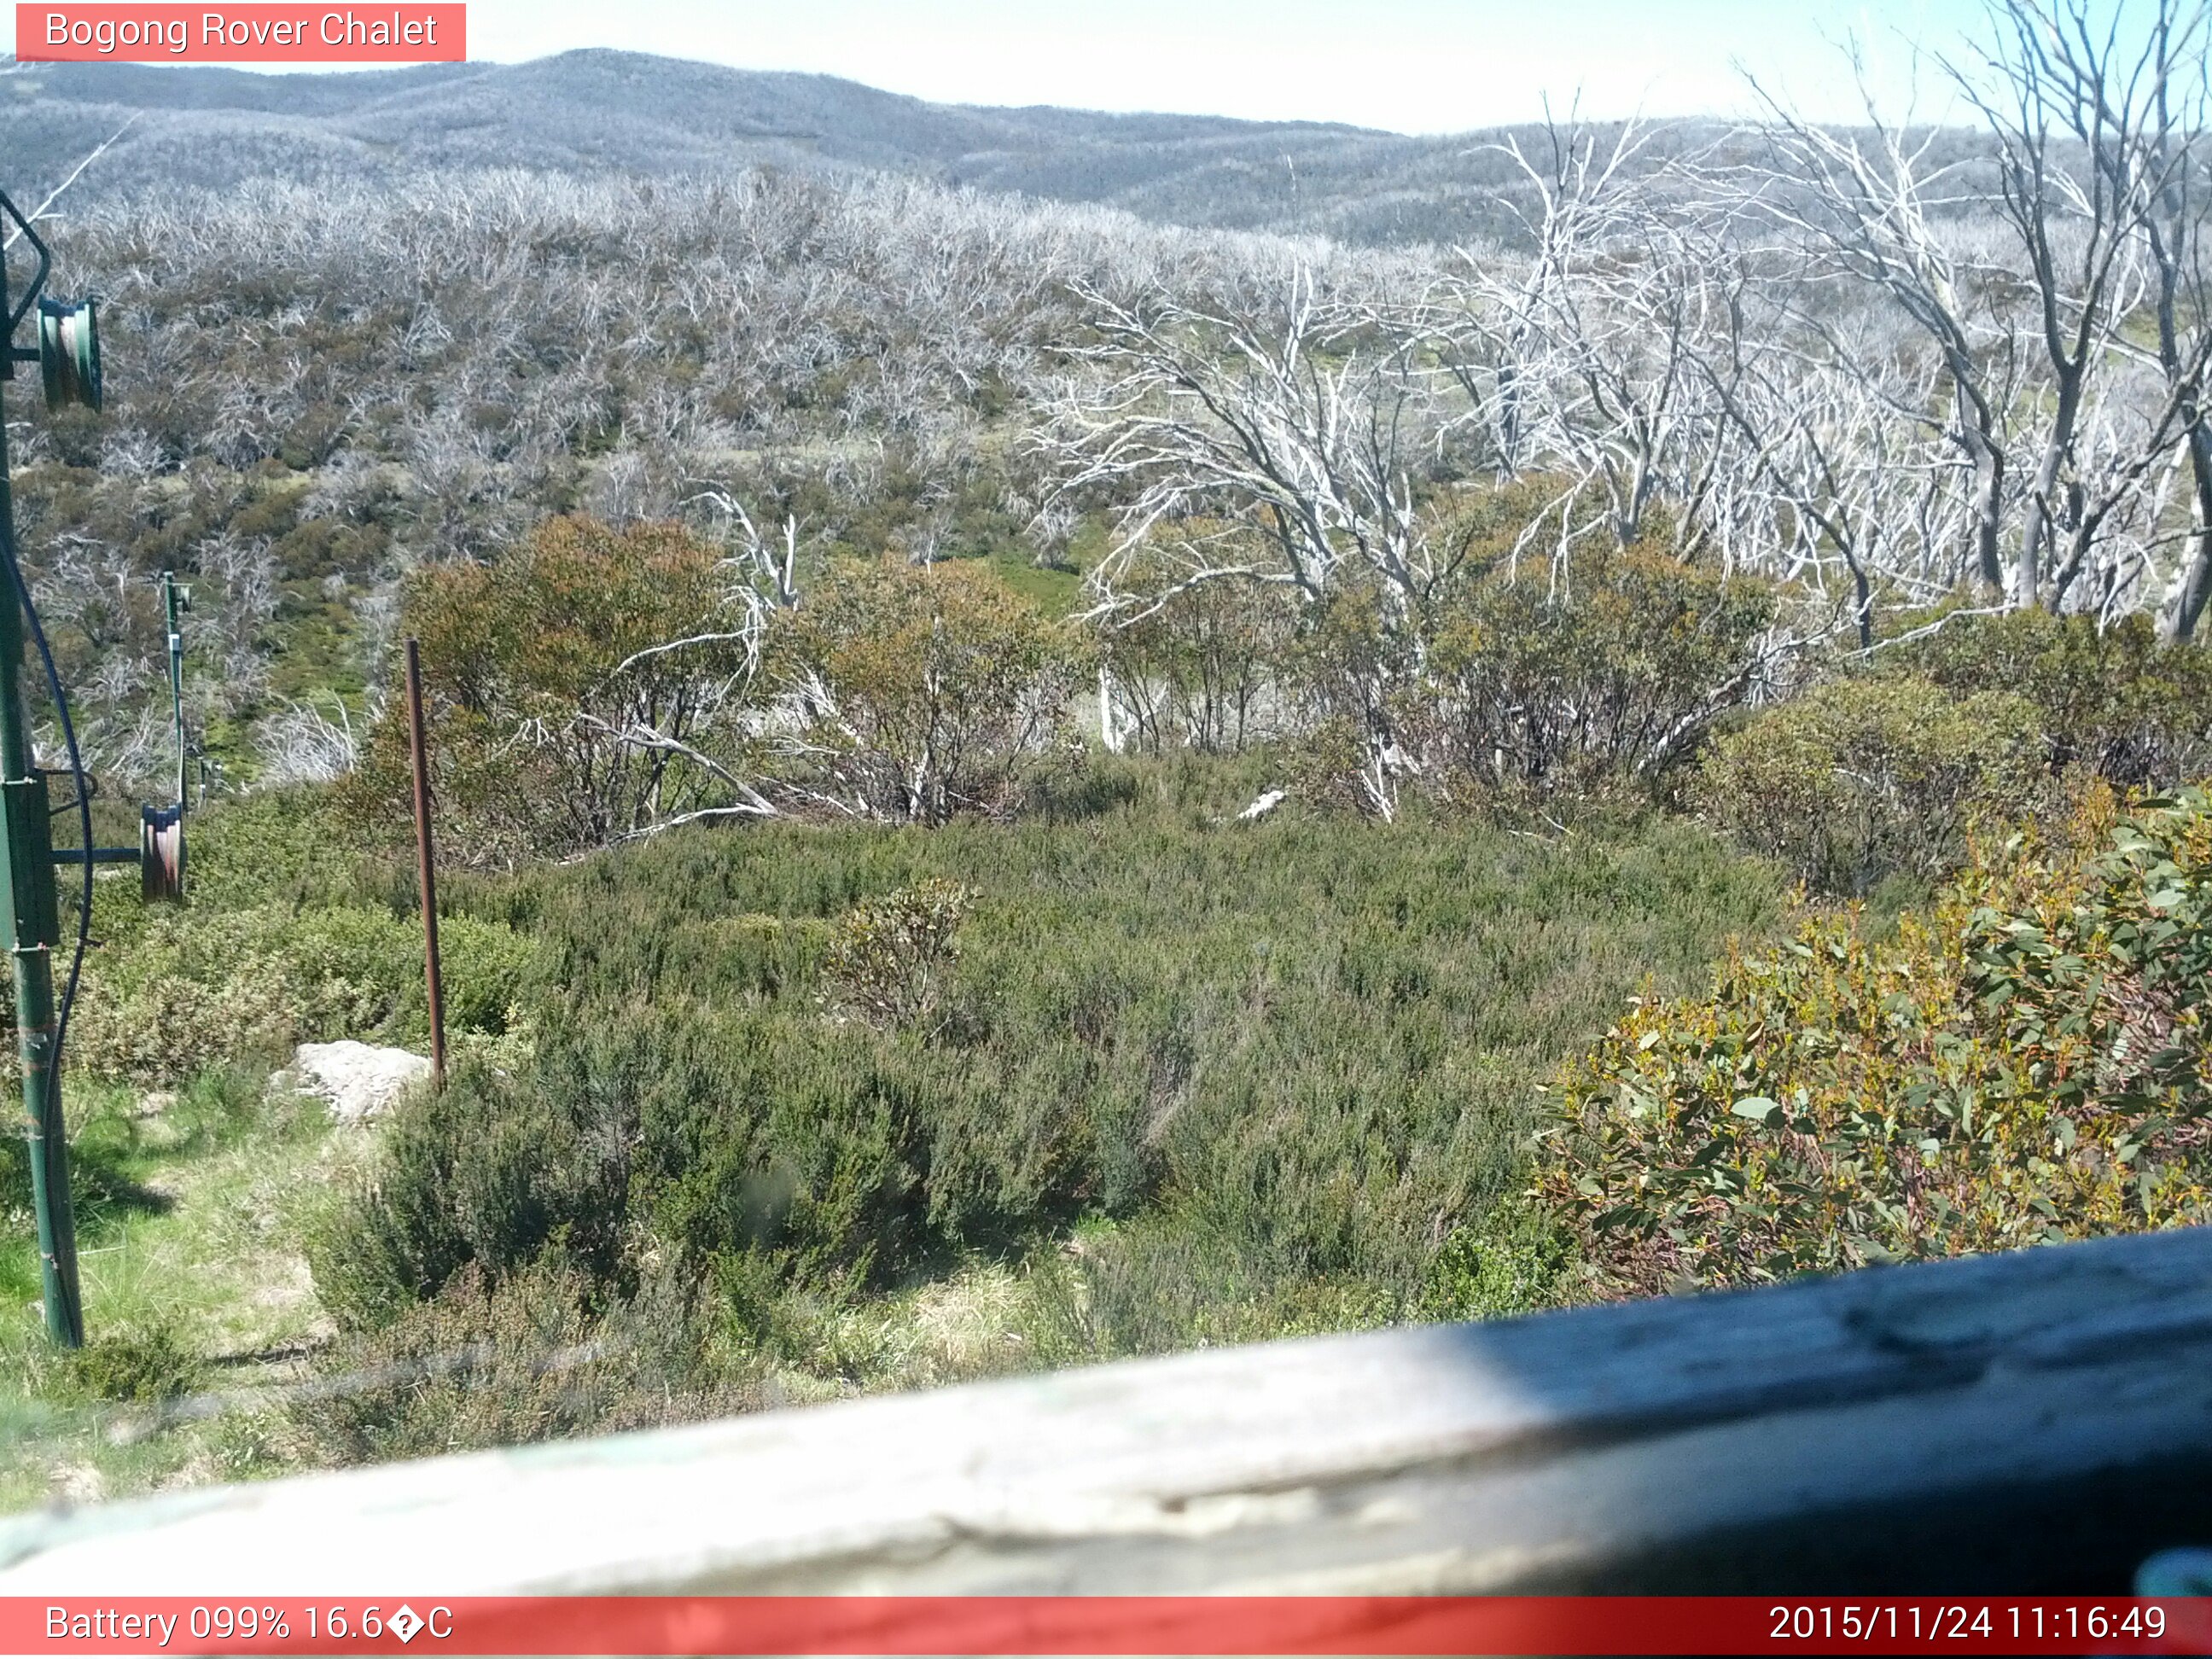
[986, 550, 1083, 614]
[0, 1069, 352, 1510]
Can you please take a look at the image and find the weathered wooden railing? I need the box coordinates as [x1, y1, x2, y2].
[3, 1227, 2209, 1594]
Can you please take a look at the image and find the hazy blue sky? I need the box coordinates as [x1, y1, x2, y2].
[12, 1, 2000, 131]
[445, 1, 1994, 131]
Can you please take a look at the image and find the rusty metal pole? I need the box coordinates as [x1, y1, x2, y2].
[404, 639, 445, 1089]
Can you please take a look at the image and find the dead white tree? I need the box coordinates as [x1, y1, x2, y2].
[1746, 55, 2026, 604]
[1940, 0, 2195, 611]
[258, 694, 369, 787]
[1039, 265, 1470, 815]
[567, 486, 809, 842]
[1440, 114, 1662, 483]
[1990, 0, 2212, 639]
[0, 114, 138, 251]
[1044, 267, 1468, 623]
[1690, 249, 1973, 644]
[1447, 118, 1728, 553]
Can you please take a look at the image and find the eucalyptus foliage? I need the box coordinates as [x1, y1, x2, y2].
[1542, 784, 2212, 1299]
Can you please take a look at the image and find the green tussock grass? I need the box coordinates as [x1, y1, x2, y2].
[0, 1071, 353, 1511]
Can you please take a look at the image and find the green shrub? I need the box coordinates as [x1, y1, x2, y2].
[66, 943, 300, 1087]
[1392, 538, 1781, 795]
[306, 1057, 628, 1332]
[778, 556, 1087, 823]
[1273, 532, 1780, 815]
[309, 790, 1782, 1370]
[1075, 1216, 1407, 1354]
[1692, 675, 2047, 894]
[823, 879, 973, 1034]
[291, 1253, 734, 1465]
[65, 1323, 200, 1404]
[1097, 536, 1297, 754]
[181, 788, 387, 912]
[1417, 1197, 1573, 1322]
[353, 515, 767, 867]
[54, 903, 534, 1086]
[1905, 608, 2212, 789]
[1538, 783, 2212, 1301]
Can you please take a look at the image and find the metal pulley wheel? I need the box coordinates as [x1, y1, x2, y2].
[38, 297, 100, 413]
[140, 803, 183, 903]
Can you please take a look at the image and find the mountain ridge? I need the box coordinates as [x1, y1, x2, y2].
[2, 47, 1592, 245]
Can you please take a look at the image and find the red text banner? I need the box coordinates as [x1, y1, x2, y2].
[17, 6, 464, 62]
[4, 1596, 2211, 1656]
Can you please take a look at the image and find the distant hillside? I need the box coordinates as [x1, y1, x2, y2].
[0, 49, 1666, 245]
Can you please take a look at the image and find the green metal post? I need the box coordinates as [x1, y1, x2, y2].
[0, 394, 82, 1348]
[161, 572, 186, 813]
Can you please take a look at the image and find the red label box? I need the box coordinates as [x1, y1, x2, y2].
[16, 5, 465, 62]
[4, 1597, 2212, 1656]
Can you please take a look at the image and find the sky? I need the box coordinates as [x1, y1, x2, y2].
[9, 0, 1999, 132]
[444, 0, 1992, 132]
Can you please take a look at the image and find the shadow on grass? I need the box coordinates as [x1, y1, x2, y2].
[0, 1146, 176, 1313]
[203, 1341, 318, 1370]
[68, 1156, 177, 1233]
[0, 1117, 183, 1288]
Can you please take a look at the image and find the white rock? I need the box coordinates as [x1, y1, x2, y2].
[287, 1041, 433, 1124]
[50, 1463, 104, 1504]
[1235, 789, 1288, 822]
